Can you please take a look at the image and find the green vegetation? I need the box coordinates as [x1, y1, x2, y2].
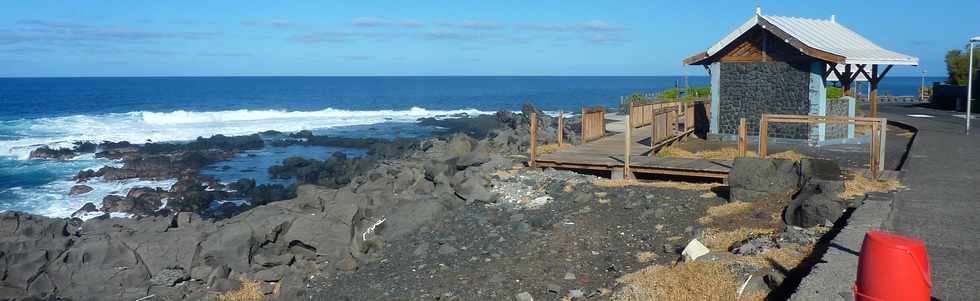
[944, 46, 980, 85]
[619, 86, 711, 112]
[826, 86, 843, 99]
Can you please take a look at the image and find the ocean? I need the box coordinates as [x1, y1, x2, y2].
[0, 75, 943, 216]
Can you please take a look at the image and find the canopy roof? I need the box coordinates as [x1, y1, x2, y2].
[685, 13, 918, 66]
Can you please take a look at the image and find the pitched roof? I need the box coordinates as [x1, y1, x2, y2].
[686, 13, 918, 66]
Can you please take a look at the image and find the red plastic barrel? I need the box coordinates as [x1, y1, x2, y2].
[854, 231, 931, 301]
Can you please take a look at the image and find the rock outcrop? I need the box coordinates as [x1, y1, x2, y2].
[728, 158, 801, 202]
[3, 106, 558, 300]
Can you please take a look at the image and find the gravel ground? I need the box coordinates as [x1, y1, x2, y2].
[310, 169, 727, 300]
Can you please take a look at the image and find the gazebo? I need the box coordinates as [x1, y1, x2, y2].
[684, 9, 918, 141]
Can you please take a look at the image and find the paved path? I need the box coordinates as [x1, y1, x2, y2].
[604, 113, 629, 133]
[877, 104, 980, 300]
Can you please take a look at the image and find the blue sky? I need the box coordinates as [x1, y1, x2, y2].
[1, 0, 976, 77]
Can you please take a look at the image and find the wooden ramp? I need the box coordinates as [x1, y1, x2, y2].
[534, 124, 732, 180]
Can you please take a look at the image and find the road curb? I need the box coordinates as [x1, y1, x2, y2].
[789, 119, 918, 300]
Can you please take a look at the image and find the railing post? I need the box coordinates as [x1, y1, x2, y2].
[870, 121, 879, 179]
[758, 115, 769, 158]
[738, 118, 747, 157]
[580, 107, 586, 144]
[557, 111, 564, 147]
[624, 111, 632, 179]
[530, 111, 538, 167]
[600, 108, 606, 137]
[650, 109, 657, 148]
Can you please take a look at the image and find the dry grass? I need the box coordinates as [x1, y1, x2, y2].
[701, 228, 776, 251]
[768, 150, 809, 161]
[658, 147, 757, 161]
[217, 276, 264, 301]
[592, 178, 721, 191]
[636, 251, 658, 263]
[737, 243, 814, 271]
[840, 171, 905, 199]
[615, 261, 763, 301]
[698, 198, 788, 232]
[537, 143, 571, 155]
[658, 146, 809, 162]
[698, 200, 753, 224]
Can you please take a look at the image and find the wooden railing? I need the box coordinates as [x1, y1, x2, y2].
[758, 114, 887, 178]
[630, 101, 683, 128]
[581, 107, 606, 143]
[649, 106, 680, 147]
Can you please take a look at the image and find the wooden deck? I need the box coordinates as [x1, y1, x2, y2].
[534, 124, 732, 180]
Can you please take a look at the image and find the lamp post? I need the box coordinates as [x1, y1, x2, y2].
[920, 70, 927, 101]
[968, 37, 980, 132]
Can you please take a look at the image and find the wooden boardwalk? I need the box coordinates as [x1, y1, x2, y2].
[534, 124, 732, 180]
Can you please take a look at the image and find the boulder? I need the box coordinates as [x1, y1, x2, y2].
[783, 184, 844, 228]
[455, 151, 491, 169]
[101, 189, 164, 216]
[800, 158, 844, 195]
[453, 176, 495, 203]
[732, 236, 778, 256]
[149, 268, 189, 287]
[28, 146, 78, 160]
[729, 158, 801, 202]
[69, 184, 94, 195]
[70, 202, 99, 218]
[446, 133, 477, 157]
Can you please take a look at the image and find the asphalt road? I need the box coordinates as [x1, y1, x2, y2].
[876, 104, 980, 300]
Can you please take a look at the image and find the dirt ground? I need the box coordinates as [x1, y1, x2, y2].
[311, 170, 728, 300]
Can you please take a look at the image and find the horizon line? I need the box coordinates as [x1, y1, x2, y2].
[0, 74, 942, 79]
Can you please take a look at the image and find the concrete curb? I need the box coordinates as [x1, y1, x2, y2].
[789, 192, 894, 300]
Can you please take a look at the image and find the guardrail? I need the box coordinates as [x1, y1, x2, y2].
[630, 101, 682, 128]
[757, 114, 887, 178]
[581, 107, 606, 143]
[857, 95, 925, 103]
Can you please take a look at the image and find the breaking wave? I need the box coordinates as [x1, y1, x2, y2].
[0, 107, 492, 159]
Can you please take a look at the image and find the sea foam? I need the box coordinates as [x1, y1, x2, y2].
[0, 107, 492, 159]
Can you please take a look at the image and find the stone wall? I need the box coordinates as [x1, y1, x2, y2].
[718, 61, 811, 139]
[826, 98, 850, 140]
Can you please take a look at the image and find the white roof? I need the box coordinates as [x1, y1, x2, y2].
[703, 14, 918, 66]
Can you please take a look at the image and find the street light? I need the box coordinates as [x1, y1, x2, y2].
[920, 69, 927, 101]
[968, 36, 980, 132]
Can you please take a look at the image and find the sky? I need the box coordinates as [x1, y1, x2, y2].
[0, 0, 977, 77]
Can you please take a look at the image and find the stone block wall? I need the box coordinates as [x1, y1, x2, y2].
[718, 61, 811, 139]
[826, 98, 850, 140]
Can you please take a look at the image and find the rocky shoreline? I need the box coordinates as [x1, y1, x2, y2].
[1, 104, 573, 300]
[1, 103, 857, 300]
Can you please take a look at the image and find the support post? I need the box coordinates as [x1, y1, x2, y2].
[624, 112, 632, 179]
[557, 111, 564, 147]
[843, 65, 853, 97]
[530, 111, 537, 167]
[969, 41, 975, 132]
[738, 118, 747, 157]
[758, 115, 769, 158]
[580, 108, 586, 145]
[650, 110, 657, 148]
[870, 122, 879, 179]
[870, 65, 879, 118]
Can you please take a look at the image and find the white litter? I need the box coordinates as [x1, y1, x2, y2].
[681, 239, 711, 261]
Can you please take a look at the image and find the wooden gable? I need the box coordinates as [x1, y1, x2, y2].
[715, 26, 812, 63]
